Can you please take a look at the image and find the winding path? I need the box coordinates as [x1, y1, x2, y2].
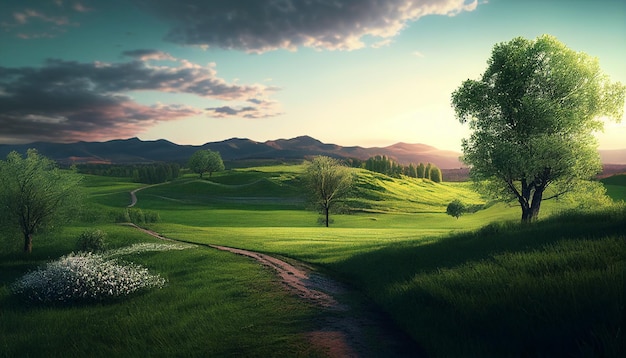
[125, 185, 423, 357]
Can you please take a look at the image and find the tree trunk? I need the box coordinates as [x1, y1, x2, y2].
[520, 187, 544, 223]
[24, 232, 33, 254]
[325, 206, 330, 227]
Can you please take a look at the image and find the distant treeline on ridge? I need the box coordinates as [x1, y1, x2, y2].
[349, 155, 443, 182]
[77, 163, 181, 184]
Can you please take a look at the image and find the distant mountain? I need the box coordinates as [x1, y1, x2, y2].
[1, 136, 624, 170]
[0, 135, 465, 169]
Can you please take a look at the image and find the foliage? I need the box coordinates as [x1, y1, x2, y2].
[76, 229, 107, 253]
[187, 150, 225, 178]
[429, 166, 442, 183]
[364, 155, 442, 181]
[11, 252, 166, 303]
[0, 149, 83, 253]
[452, 35, 625, 222]
[446, 199, 466, 219]
[127, 208, 161, 224]
[302, 156, 354, 227]
[77, 163, 180, 184]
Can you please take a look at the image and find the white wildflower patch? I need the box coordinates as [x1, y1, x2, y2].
[104, 242, 195, 258]
[12, 252, 167, 303]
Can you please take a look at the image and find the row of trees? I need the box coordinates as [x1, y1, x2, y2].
[77, 163, 181, 184]
[364, 155, 442, 182]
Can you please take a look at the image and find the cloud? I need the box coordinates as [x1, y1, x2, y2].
[13, 9, 69, 26]
[0, 54, 280, 142]
[122, 49, 176, 62]
[1, 1, 91, 39]
[135, 0, 479, 52]
[206, 98, 282, 119]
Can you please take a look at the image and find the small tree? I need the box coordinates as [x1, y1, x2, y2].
[417, 163, 426, 179]
[0, 149, 83, 253]
[430, 165, 443, 183]
[188, 149, 224, 178]
[206, 150, 225, 177]
[302, 156, 353, 227]
[446, 199, 466, 219]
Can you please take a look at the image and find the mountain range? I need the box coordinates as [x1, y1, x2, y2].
[0, 135, 467, 169]
[0, 136, 624, 170]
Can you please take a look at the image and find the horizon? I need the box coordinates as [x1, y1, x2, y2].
[1, 0, 624, 152]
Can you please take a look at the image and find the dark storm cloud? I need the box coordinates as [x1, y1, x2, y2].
[135, 0, 478, 52]
[0, 54, 278, 142]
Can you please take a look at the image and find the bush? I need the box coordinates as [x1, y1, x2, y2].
[446, 199, 466, 219]
[127, 208, 161, 224]
[11, 252, 166, 303]
[76, 230, 107, 253]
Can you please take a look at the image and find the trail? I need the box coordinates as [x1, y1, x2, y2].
[125, 186, 424, 357]
[128, 183, 163, 208]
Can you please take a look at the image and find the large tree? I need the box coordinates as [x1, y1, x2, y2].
[0, 150, 83, 253]
[187, 149, 225, 178]
[452, 35, 624, 223]
[302, 156, 353, 227]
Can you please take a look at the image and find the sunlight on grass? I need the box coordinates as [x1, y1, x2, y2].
[2, 166, 623, 357]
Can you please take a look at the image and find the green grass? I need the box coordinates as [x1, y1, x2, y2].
[2, 166, 624, 357]
[602, 174, 626, 202]
[0, 224, 318, 357]
[332, 208, 626, 357]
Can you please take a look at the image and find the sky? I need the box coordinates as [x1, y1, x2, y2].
[1, 0, 625, 152]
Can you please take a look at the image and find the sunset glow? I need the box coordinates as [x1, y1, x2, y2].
[1, 0, 624, 151]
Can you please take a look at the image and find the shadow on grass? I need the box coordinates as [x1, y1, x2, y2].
[331, 206, 626, 357]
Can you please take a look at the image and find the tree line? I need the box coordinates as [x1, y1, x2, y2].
[77, 163, 181, 184]
[363, 155, 442, 182]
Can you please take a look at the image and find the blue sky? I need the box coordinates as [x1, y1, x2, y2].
[1, 0, 624, 151]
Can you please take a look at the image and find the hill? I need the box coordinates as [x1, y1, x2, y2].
[0, 136, 465, 169]
[1, 136, 623, 171]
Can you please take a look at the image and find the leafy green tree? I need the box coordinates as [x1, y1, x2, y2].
[0, 150, 83, 253]
[417, 163, 425, 179]
[187, 150, 224, 178]
[446, 199, 466, 219]
[302, 156, 353, 227]
[407, 163, 417, 178]
[430, 166, 442, 183]
[452, 35, 624, 223]
[425, 163, 432, 180]
[206, 150, 225, 177]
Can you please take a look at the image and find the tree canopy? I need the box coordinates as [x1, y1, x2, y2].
[0, 149, 83, 253]
[302, 156, 353, 227]
[187, 150, 225, 178]
[452, 35, 624, 222]
[446, 199, 466, 219]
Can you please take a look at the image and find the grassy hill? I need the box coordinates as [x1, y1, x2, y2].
[1, 165, 624, 357]
[602, 173, 626, 202]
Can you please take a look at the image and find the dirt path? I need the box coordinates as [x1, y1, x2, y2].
[126, 189, 424, 357]
[128, 183, 166, 208]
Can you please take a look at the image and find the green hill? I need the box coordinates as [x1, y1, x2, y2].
[2, 164, 623, 357]
[601, 174, 626, 201]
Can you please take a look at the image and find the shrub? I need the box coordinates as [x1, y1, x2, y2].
[127, 208, 161, 224]
[76, 230, 107, 253]
[446, 199, 466, 219]
[11, 252, 166, 303]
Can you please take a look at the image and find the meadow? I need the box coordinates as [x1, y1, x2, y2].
[1, 164, 625, 357]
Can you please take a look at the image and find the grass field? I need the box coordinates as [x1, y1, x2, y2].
[1, 165, 625, 357]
